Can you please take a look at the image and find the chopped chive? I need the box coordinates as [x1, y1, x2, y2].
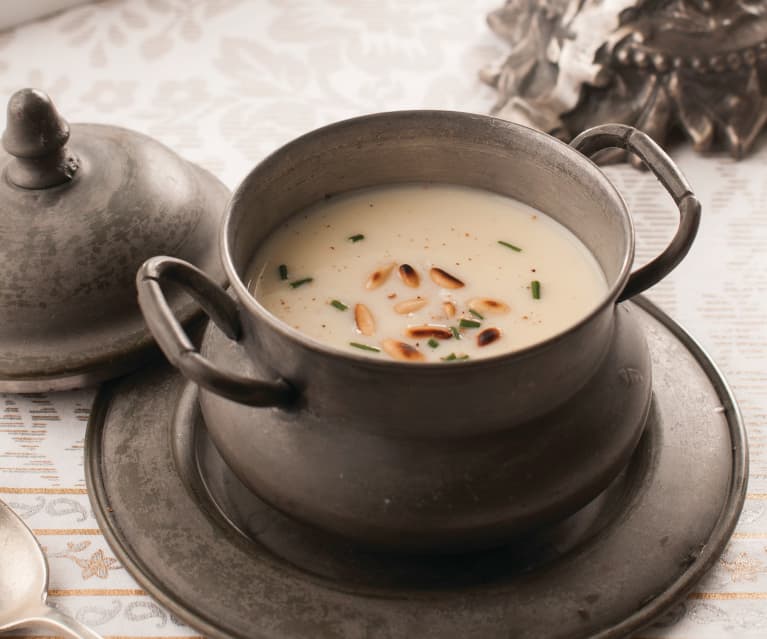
[459, 318, 481, 329]
[469, 309, 484, 320]
[290, 277, 313, 288]
[330, 299, 348, 311]
[427, 338, 439, 348]
[531, 280, 541, 299]
[498, 240, 522, 252]
[441, 352, 469, 362]
[278, 264, 288, 280]
[348, 233, 365, 242]
[450, 326, 461, 340]
[349, 341, 380, 353]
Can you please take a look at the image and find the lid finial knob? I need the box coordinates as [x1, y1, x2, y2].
[2, 88, 80, 189]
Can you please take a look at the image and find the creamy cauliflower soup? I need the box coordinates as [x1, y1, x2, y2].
[246, 183, 608, 362]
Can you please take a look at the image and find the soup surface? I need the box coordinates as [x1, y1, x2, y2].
[246, 183, 608, 362]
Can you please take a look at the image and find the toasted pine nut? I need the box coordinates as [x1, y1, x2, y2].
[382, 338, 425, 362]
[398, 263, 420, 288]
[477, 327, 502, 347]
[366, 263, 395, 289]
[405, 325, 453, 340]
[468, 298, 511, 315]
[394, 297, 428, 314]
[354, 303, 375, 336]
[442, 301, 456, 318]
[429, 267, 464, 289]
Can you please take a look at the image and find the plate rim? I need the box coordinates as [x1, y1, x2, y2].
[84, 296, 749, 639]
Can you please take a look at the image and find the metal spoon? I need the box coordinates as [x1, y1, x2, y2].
[0, 499, 103, 638]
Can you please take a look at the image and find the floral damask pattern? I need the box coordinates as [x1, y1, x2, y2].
[268, 0, 464, 72]
[0, 1, 765, 638]
[56, 0, 244, 66]
[49, 540, 123, 579]
[719, 550, 765, 583]
[0, 0, 500, 186]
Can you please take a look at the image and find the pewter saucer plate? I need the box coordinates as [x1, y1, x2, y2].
[85, 297, 748, 639]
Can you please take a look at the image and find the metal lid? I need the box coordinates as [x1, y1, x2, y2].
[0, 88, 228, 391]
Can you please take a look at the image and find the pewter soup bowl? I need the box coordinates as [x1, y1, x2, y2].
[138, 111, 700, 552]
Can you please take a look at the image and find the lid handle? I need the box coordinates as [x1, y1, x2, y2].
[2, 88, 80, 189]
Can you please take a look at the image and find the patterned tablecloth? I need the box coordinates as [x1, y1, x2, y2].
[0, 1, 765, 638]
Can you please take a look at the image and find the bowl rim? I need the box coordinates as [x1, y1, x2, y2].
[221, 109, 635, 370]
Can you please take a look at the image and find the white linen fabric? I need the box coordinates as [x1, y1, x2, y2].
[0, 1, 765, 637]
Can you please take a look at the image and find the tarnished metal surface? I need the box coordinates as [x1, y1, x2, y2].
[137, 113, 699, 550]
[85, 297, 748, 639]
[482, 1, 767, 162]
[0, 89, 228, 391]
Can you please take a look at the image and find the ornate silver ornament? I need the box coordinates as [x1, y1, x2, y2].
[482, 0, 767, 162]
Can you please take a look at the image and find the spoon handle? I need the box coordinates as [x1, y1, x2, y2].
[29, 604, 104, 639]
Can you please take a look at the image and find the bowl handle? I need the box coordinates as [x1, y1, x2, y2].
[136, 256, 296, 407]
[570, 124, 701, 302]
